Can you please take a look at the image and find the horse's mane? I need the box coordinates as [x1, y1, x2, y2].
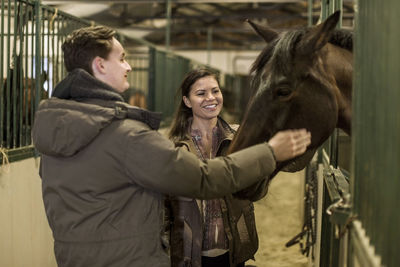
[250, 28, 353, 75]
[330, 29, 353, 51]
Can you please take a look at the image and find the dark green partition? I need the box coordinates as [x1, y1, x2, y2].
[148, 49, 191, 124]
[351, 1, 400, 266]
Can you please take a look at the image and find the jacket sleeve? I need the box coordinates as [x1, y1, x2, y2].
[123, 129, 276, 200]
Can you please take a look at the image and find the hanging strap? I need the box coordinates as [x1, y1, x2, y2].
[0, 148, 11, 174]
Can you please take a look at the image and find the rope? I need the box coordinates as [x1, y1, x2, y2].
[49, 8, 58, 31]
[0, 148, 11, 174]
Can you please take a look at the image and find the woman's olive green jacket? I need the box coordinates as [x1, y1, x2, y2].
[168, 118, 266, 267]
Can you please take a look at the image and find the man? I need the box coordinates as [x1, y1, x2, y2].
[32, 26, 311, 267]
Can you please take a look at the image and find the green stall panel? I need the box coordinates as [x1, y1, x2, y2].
[124, 52, 150, 109]
[148, 49, 190, 124]
[223, 73, 251, 122]
[352, 1, 400, 266]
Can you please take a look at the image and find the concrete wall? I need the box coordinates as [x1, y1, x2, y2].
[0, 158, 56, 267]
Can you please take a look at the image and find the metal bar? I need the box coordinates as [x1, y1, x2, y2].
[56, 13, 60, 85]
[329, 128, 338, 168]
[147, 47, 156, 111]
[207, 26, 212, 66]
[0, 146, 36, 163]
[6, 0, 12, 148]
[43, 7, 47, 99]
[329, 0, 335, 15]
[321, 0, 328, 21]
[320, 181, 333, 267]
[51, 9, 55, 96]
[46, 8, 50, 97]
[335, 0, 343, 28]
[30, 3, 35, 136]
[23, 3, 29, 146]
[34, 0, 42, 113]
[18, 1, 24, 147]
[165, 0, 171, 51]
[9, 0, 19, 148]
[40, 6, 45, 104]
[0, 0, 5, 147]
[61, 16, 65, 77]
[13, 3, 21, 147]
[308, 0, 313, 26]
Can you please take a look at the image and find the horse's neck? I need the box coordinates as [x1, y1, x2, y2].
[326, 43, 353, 135]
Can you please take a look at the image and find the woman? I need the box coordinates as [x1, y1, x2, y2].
[167, 69, 258, 267]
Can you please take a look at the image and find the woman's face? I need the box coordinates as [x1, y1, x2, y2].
[183, 76, 223, 121]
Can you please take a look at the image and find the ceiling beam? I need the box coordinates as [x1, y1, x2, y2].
[42, 0, 305, 4]
[107, 12, 305, 21]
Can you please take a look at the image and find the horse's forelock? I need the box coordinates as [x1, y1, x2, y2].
[250, 42, 275, 75]
[250, 30, 305, 97]
[271, 30, 304, 73]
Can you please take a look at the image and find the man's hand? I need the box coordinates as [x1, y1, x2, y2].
[267, 129, 311, 162]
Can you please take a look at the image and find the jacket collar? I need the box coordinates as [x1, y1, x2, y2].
[51, 68, 161, 130]
[176, 116, 236, 151]
[83, 98, 162, 130]
[52, 68, 124, 102]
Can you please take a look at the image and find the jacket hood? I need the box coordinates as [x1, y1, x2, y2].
[33, 99, 118, 157]
[33, 99, 162, 157]
[33, 68, 161, 157]
[52, 68, 124, 102]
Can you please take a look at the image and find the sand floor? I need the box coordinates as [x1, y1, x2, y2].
[246, 171, 309, 267]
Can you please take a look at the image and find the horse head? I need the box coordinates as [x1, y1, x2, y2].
[229, 11, 353, 174]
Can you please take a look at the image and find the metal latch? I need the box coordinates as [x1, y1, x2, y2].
[326, 192, 355, 238]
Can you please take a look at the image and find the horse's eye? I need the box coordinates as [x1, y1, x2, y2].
[276, 87, 292, 97]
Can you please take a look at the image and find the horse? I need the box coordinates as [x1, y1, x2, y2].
[228, 11, 353, 178]
[1, 55, 48, 148]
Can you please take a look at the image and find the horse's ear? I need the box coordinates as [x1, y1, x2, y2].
[297, 10, 341, 55]
[247, 19, 278, 43]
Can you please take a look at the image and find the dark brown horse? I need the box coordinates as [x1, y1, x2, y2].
[229, 11, 353, 176]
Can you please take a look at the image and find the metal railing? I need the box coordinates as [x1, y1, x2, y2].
[1, 0, 229, 164]
[1, 0, 91, 162]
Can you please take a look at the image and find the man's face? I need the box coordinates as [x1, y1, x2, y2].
[101, 38, 132, 93]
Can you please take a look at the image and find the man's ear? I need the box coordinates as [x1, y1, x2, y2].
[92, 56, 106, 75]
[183, 96, 192, 108]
